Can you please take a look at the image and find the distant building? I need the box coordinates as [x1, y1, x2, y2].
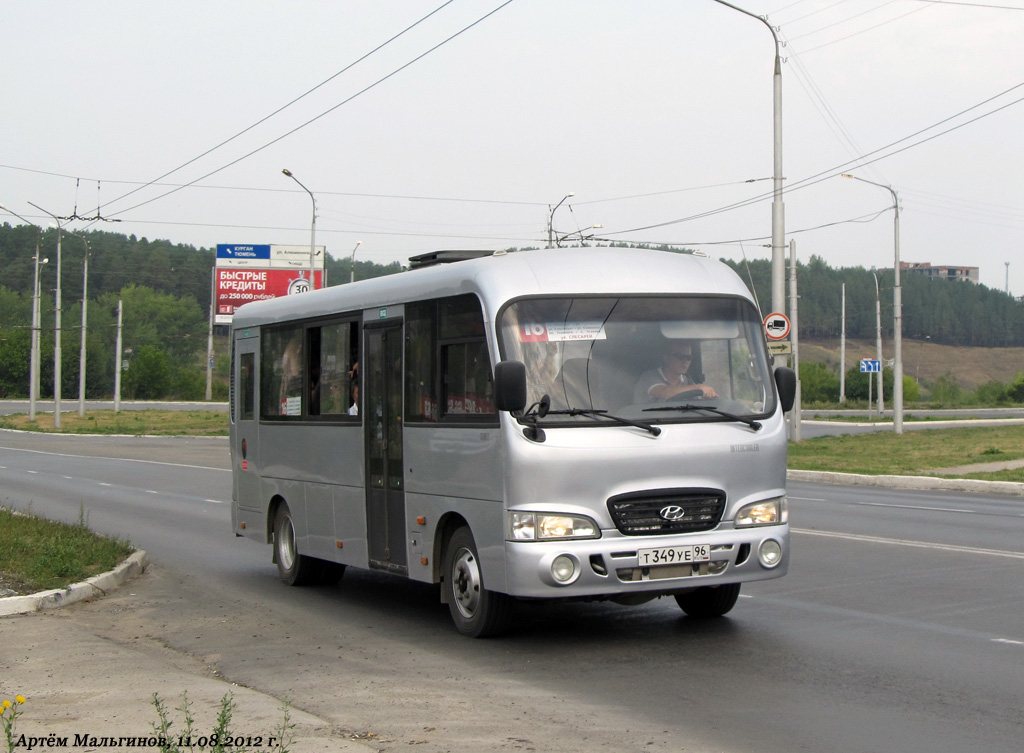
[900, 262, 979, 283]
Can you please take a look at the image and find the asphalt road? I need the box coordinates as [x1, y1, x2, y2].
[1, 432, 1022, 753]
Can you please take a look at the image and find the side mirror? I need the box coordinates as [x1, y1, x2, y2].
[774, 366, 796, 413]
[494, 360, 527, 413]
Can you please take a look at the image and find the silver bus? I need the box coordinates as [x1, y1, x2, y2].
[229, 247, 796, 636]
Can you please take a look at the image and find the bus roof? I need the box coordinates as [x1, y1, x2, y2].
[231, 247, 755, 329]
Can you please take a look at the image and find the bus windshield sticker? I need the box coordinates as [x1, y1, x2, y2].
[519, 322, 607, 342]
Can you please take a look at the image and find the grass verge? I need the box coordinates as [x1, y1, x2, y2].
[0, 410, 228, 436]
[0, 506, 135, 595]
[788, 425, 1024, 481]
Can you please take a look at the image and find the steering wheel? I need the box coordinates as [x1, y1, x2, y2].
[673, 388, 704, 401]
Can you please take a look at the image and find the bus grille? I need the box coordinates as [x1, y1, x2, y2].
[607, 489, 726, 535]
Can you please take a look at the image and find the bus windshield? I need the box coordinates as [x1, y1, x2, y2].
[498, 296, 775, 424]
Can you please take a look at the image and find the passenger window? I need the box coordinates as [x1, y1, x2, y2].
[312, 320, 359, 417]
[240, 352, 255, 421]
[405, 294, 495, 423]
[260, 326, 305, 418]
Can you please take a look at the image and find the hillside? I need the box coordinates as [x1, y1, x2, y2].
[799, 337, 1024, 391]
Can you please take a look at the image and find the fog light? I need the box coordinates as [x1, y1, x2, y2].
[551, 554, 578, 584]
[758, 539, 783, 568]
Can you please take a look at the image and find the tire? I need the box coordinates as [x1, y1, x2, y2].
[443, 526, 513, 638]
[273, 504, 323, 586]
[674, 583, 741, 618]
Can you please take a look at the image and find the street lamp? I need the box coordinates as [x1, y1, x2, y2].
[547, 193, 574, 248]
[28, 202, 66, 428]
[281, 169, 318, 291]
[843, 173, 903, 434]
[68, 231, 90, 416]
[0, 203, 44, 421]
[712, 0, 786, 315]
[870, 268, 884, 417]
[349, 241, 363, 283]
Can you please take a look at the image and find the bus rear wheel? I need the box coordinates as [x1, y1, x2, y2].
[273, 504, 323, 586]
[443, 526, 512, 638]
[674, 583, 741, 618]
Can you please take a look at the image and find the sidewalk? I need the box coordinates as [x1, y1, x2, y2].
[1, 564, 375, 753]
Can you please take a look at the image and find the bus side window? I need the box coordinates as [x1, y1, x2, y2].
[240, 352, 255, 421]
[439, 295, 494, 418]
[405, 301, 438, 422]
[316, 320, 358, 417]
[261, 326, 305, 418]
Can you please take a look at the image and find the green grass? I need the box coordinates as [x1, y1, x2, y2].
[0, 507, 135, 594]
[788, 425, 1024, 481]
[0, 410, 228, 436]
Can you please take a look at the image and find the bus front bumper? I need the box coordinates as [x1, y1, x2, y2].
[502, 524, 788, 599]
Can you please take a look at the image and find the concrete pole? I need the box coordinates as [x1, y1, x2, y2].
[839, 283, 846, 403]
[77, 236, 89, 416]
[788, 239, 801, 442]
[712, 0, 785, 314]
[114, 300, 123, 412]
[205, 266, 214, 401]
[873, 270, 884, 417]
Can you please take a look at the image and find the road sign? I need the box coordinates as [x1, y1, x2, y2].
[763, 312, 791, 340]
[767, 340, 792, 355]
[860, 359, 881, 373]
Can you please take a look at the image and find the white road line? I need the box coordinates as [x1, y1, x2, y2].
[793, 528, 1024, 560]
[855, 501, 974, 513]
[788, 496, 827, 501]
[991, 638, 1024, 646]
[0, 444, 229, 472]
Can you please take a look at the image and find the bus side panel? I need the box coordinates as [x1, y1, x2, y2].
[259, 423, 364, 563]
[333, 483, 369, 568]
[403, 426, 506, 587]
[405, 492, 506, 587]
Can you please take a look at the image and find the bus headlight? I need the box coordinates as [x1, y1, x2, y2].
[735, 497, 788, 527]
[508, 512, 599, 541]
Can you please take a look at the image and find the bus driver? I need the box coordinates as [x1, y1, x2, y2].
[634, 340, 718, 402]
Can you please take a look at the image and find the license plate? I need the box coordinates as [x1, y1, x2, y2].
[637, 544, 710, 566]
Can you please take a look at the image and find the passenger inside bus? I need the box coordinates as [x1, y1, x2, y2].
[633, 340, 718, 403]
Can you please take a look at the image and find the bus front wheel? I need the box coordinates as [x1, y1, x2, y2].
[674, 583, 741, 618]
[273, 504, 322, 586]
[443, 527, 512, 638]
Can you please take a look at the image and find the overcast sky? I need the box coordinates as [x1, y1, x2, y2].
[4, 0, 1023, 297]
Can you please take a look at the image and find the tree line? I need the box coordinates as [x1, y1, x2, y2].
[1, 226, 1022, 401]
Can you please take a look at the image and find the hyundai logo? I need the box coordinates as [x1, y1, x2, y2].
[660, 505, 687, 521]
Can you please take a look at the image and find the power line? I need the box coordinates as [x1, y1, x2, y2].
[603, 80, 1024, 237]
[100, 0, 459, 213]
[106, 0, 518, 220]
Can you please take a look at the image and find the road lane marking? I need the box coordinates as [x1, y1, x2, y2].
[0, 444, 229, 472]
[788, 496, 827, 501]
[854, 501, 974, 514]
[793, 528, 1024, 559]
[991, 638, 1024, 646]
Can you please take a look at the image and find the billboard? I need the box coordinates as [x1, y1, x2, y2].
[215, 244, 325, 324]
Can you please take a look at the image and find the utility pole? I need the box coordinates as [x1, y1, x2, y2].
[114, 300, 123, 412]
[788, 239, 801, 442]
[0, 204, 44, 420]
[68, 231, 90, 416]
[29, 202, 65, 428]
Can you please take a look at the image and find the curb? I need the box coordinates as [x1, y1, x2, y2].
[0, 549, 149, 617]
[788, 469, 1024, 497]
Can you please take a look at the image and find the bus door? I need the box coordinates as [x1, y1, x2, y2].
[364, 322, 408, 575]
[233, 333, 261, 511]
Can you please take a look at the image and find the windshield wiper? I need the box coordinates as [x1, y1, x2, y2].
[644, 404, 762, 431]
[546, 408, 661, 437]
